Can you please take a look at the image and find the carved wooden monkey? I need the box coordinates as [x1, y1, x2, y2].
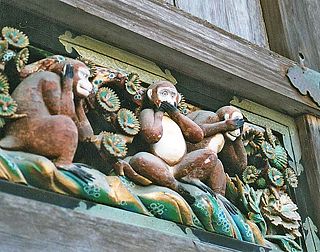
[114, 81, 220, 202]
[0, 56, 94, 179]
[187, 106, 247, 194]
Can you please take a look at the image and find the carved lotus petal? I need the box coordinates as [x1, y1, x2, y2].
[2, 27, 29, 48]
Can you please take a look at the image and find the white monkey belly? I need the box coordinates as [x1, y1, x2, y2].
[151, 116, 187, 166]
[207, 133, 225, 153]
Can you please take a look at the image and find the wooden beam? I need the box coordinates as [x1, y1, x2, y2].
[261, 0, 320, 71]
[296, 114, 320, 230]
[0, 191, 234, 252]
[3, 0, 320, 116]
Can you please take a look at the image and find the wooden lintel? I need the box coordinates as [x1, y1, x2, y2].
[4, 0, 320, 116]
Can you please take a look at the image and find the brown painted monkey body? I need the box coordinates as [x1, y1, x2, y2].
[0, 56, 93, 171]
[187, 106, 247, 194]
[115, 81, 218, 201]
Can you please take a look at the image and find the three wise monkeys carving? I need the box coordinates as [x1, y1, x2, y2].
[0, 55, 247, 202]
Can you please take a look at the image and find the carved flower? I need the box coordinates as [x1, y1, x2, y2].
[125, 73, 141, 95]
[242, 128, 265, 156]
[255, 177, 267, 189]
[15, 48, 29, 72]
[270, 145, 288, 171]
[242, 165, 260, 184]
[285, 167, 298, 188]
[261, 141, 276, 160]
[267, 167, 284, 187]
[117, 108, 140, 136]
[261, 189, 301, 238]
[97, 87, 121, 112]
[0, 94, 17, 117]
[265, 128, 279, 148]
[2, 27, 29, 48]
[101, 132, 128, 158]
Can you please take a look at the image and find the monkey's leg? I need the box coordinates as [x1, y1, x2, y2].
[129, 152, 195, 204]
[173, 149, 217, 180]
[28, 116, 94, 182]
[27, 115, 78, 166]
[206, 159, 226, 196]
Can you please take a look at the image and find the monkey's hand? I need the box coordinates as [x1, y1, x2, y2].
[61, 63, 74, 92]
[57, 164, 94, 183]
[159, 101, 179, 114]
[225, 118, 244, 131]
[113, 160, 152, 186]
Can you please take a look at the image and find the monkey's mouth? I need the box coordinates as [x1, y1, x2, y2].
[226, 130, 240, 141]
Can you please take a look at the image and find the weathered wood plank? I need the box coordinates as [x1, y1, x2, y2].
[261, 0, 320, 71]
[2, 0, 320, 116]
[296, 114, 320, 230]
[0, 191, 234, 252]
[175, 0, 269, 48]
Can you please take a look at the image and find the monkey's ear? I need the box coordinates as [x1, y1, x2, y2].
[147, 89, 153, 101]
[176, 93, 182, 104]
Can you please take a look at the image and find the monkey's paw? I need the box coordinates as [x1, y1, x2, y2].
[57, 164, 94, 183]
[177, 184, 195, 205]
[159, 101, 179, 114]
[226, 118, 244, 131]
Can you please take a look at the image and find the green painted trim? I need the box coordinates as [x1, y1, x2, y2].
[59, 31, 177, 85]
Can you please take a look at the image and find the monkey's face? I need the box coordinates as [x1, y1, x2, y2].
[157, 86, 180, 107]
[74, 66, 93, 98]
[224, 111, 243, 142]
[147, 82, 181, 108]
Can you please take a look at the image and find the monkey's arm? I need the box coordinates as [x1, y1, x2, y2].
[74, 99, 94, 142]
[200, 119, 244, 137]
[187, 110, 244, 137]
[161, 102, 203, 143]
[219, 137, 247, 174]
[139, 108, 164, 144]
[41, 78, 63, 115]
[59, 64, 76, 117]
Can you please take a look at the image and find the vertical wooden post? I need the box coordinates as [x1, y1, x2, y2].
[260, 0, 320, 71]
[296, 115, 320, 230]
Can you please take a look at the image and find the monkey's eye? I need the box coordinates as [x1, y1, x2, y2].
[108, 73, 116, 79]
[161, 90, 169, 96]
